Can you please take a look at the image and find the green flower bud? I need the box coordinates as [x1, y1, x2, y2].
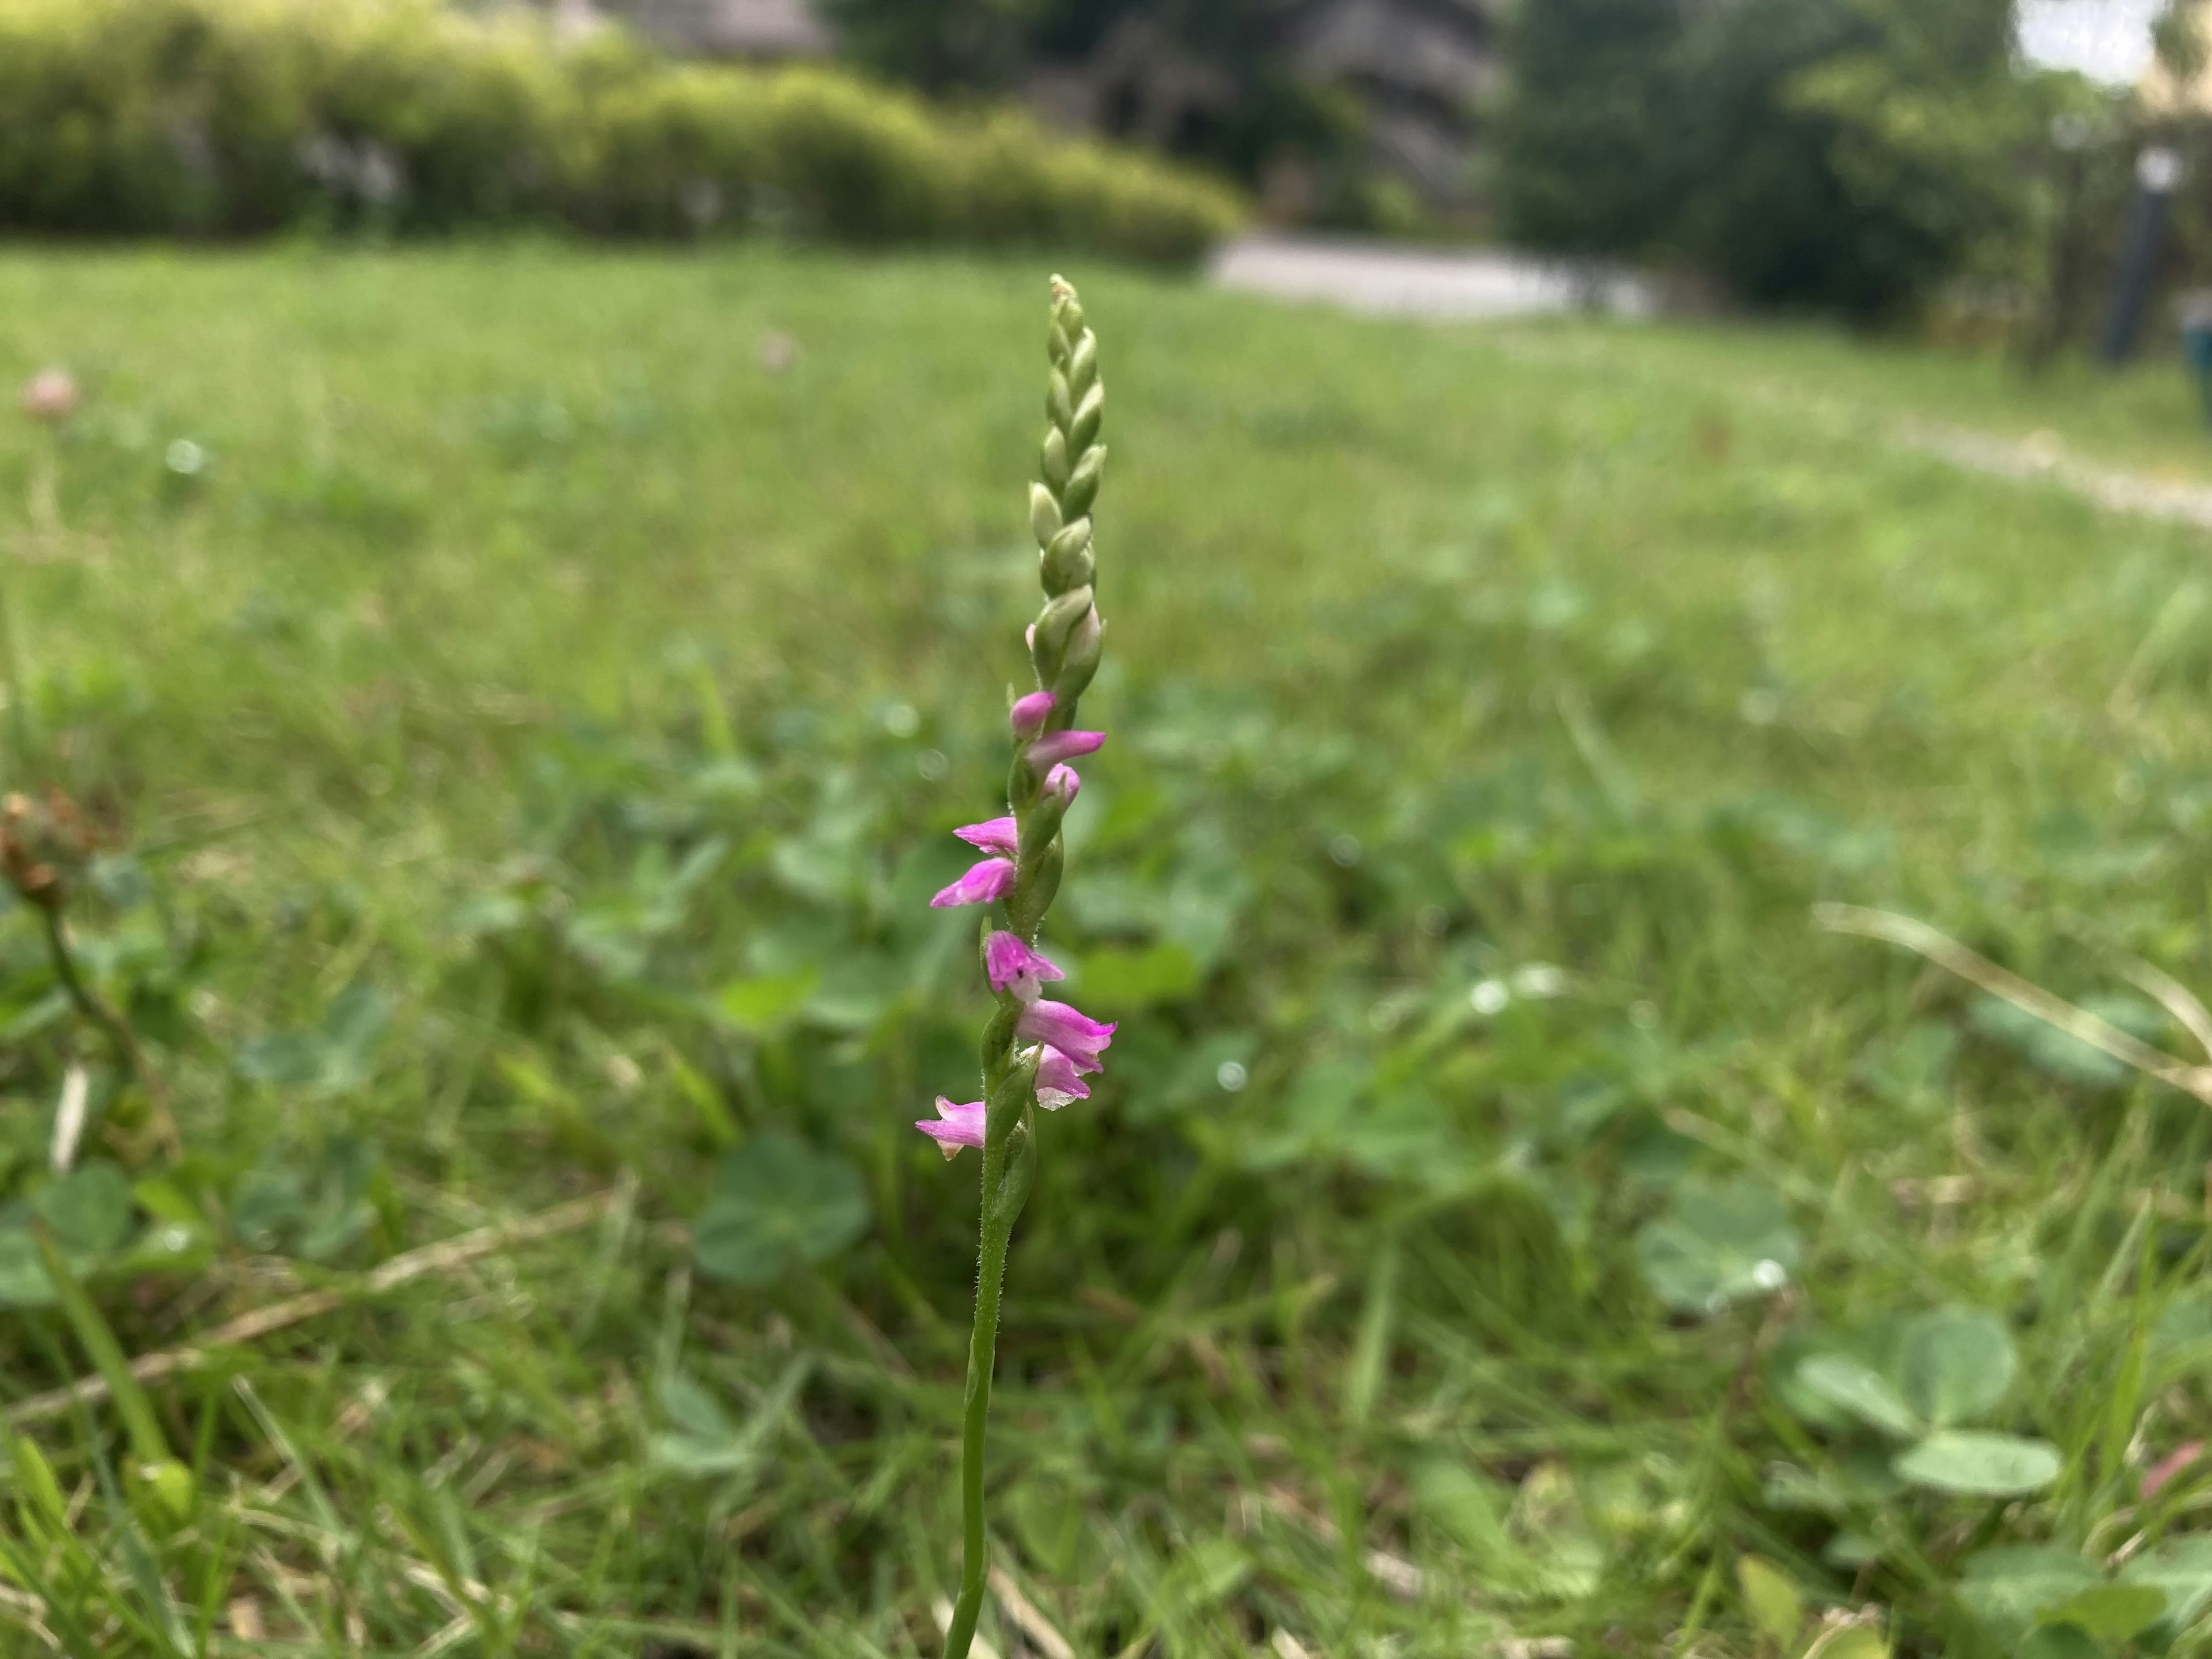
[1032, 585, 1094, 681]
[1041, 518, 1094, 590]
[1020, 790, 1070, 862]
[1070, 382, 1104, 453]
[1047, 370, 1074, 432]
[1041, 428, 1070, 491]
[1030, 483, 1063, 547]
[1006, 836, 1062, 937]
[986, 1044, 1040, 1142]
[979, 998, 1021, 1077]
[1050, 607, 1103, 703]
[1061, 445, 1104, 518]
[1048, 321, 1072, 366]
[1069, 332, 1099, 395]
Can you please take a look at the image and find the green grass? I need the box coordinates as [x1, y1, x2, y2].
[1, 245, 2211, 1656]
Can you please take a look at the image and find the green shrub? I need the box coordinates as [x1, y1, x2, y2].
[0, 0, 1242, 260]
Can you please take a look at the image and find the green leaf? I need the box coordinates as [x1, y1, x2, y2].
[1633, 1176, 1800, 1315]
[713, 970, 819, 1033]
[1899, 1307, 2016, 1427]
[0, 1228, 54, 1308]
[2016, 1628, 2102, 1659]
[33, 1162, 135, 1257]
[1796, 1354, 1923, 1439]
[1411, 1459, 1517, 1570]
[2036, 1584, 2168, 1644]
[1895, 1430, 2061, 1495]
[693, 1135, 868, 1286]
[1804, 1628, 1888, 1659]
[2120, 1536, 2212, 1646]
[1959, 1547, 2101, 1641]
[1735, 1554, 1804, 1648]
[649, 1358, 809, 1482]
[1071, 944, 1200, 1012]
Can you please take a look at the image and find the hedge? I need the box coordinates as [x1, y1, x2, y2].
[0, 0, 1243, 262]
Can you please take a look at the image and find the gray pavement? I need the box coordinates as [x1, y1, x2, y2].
[1208, 233, 1658, 322]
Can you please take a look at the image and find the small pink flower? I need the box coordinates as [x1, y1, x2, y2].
[1017, 999, 1115, 1072]
[955, 817, 1018, 857]
[1036, 1046, 1090, 1109]
[986, 931, 1063, 999]
[1010, 691, 1056, 739]
[916, 1096, 986, 1158]
[1028, 730, 1105, 768]
[931, 857, 1016, 908]
[2145, 1441, 2206, 1500]
[1043, 764, 1081, 805]
[20, 368, 77, 422]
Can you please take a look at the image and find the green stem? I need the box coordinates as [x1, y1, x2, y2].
[40, 905, 177, 1157]
[944, 1136, 1014, 1659]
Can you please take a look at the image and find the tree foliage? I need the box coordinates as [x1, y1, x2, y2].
[1501, 0, 2037, 318]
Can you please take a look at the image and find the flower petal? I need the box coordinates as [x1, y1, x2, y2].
[1010, 691, 1057, 739]
[986, 931, 1065, 998]
[915, 1097, 986, 1158]
[1017, 999, 1116, 1072]
[930, 857, 1016, 908]
[1043, 764, 1081, 804]
[1035, 1044, 1092, 1109]
[1027, 730, 1106, 769]
[955, 817, 1019, 857]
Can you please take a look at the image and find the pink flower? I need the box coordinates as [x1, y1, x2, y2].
[20, 368, 77, 422]
[1035, 1046, 1090, 1109]
[931, 857, 1016, 908]
[1043, 764, 1081, 805]
[1010, 691, 1056, 739]
[2145, 1442, 2206, 1500]
[916, 1096, 986, 1158]
[1017, 999, 1115, 1073]
[986, 931, 1063, 999]
[1028, 730, 1105, 768]
[955, 817, 1018, 857]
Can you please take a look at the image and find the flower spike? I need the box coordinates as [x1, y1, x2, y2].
[931, 276, 1115, 1659]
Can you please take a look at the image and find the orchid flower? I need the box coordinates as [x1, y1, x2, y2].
[932, 277, 1113, 1659]
[914, 1096, 986, 1158]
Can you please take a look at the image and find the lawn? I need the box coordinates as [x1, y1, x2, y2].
[0, 244, 2210, 1657]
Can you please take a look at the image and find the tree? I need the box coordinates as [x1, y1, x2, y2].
[1495, 0, 1685, 255]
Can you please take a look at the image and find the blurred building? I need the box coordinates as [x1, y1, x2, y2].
[531, 0, 1499, 218]
[1024, 0, 1500, 220]
[548, 0, 830, 58]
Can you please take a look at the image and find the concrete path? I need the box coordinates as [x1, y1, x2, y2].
[1208, 234, 1657, 322]
[1212, 234, 2212, 531]
[1897, 422, 2212, 531]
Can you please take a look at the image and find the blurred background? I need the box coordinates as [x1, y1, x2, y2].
[10, 3, 2212, 1657]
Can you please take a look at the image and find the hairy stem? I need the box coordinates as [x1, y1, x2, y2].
[945, 1138, 1014, 1658]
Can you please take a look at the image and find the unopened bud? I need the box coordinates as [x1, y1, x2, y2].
[1068, 332, 1099, 395]
[1041, 518, 1093, 592]
[1029, 483, 1062, 547]
[1061, 445, 1104, 518]
[1070, 382, 1104, 452]
[1040, 427, 1071, 491]
[1005, 836, 1062, 938]
[1051, 607, 1103, 703]
[1031, 586, 1093, 684]
[1047, 370, 1074, 432]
